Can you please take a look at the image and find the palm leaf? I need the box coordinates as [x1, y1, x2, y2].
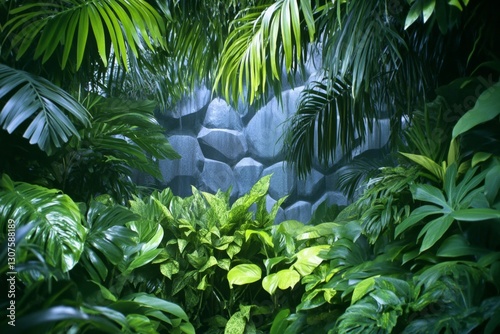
[0, 174, 86, 273]
[84, 97, 180, 178]
[282, 79, 367, 177]
[0, 64, 91, 155]
[3, 0, 165, 70]
[214, 0, 316, 105]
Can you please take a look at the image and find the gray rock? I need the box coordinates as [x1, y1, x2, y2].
[171, 86, 211, 119]
[233, 157, 264, 195]
[200, 159, 237, 196]
[352, 119, 391, 156]
[284, 201, 312, 223]
[159, 135, 204, 184]
[297, 168, 325, 198]
[262, 162, 297, 200]
[168, 175, 204, 197]
[245, 89, 302, 162]
[197, 127, 248, 164]
[204, 98, 243, 130]
[311, 191, 348, 214]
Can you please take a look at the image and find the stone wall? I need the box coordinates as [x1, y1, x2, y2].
[134, 83, 390, 224]
[135, 54, 390, 223]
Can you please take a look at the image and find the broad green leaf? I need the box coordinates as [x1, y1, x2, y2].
[449, 0, 469, 10]
[437, 234, 481, 257]
[450, 208, 500, 221]
[452, 81, 500, 139]
[270, 308, 291, 334]
[198, 256, 218, 273]
[395, 205, 441, 237]
[485, 164, 500, 205]
[225, 307, 249, 334]
[419, 215, 454, 252]
[130, 293, 191, 321]
[246, 229, 274, 248]
[160, 260, 180, 279]
[127, 249, 162, 273]
[405, 0, 422, 29]
[472, 152, 492, 168]
[91, 281, 117, 302]
[412, 184, 450, 209]
[292, 245, 329, 276]
[0, 181, 85, 272]
[351, 276, 377, 304]
[400, 152, 444, 181]
[227, 264, 262, 288]
[262, 269, 300, 295]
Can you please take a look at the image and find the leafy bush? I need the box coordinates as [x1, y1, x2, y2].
[0, 176, 194, 333]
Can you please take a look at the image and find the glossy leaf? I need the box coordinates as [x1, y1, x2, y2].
[453, 81, 500, 139]
[262, 269, 300, 295]
[292, 245, 329, 276]
[0, 176, 85, 272]
[227, 264, 262, 288]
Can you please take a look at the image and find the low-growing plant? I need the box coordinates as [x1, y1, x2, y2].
[0, 175, 194, 333]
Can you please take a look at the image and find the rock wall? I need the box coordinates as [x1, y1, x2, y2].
[136, 54, 390, 223]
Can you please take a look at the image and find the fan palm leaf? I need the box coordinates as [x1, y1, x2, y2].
[83, 96, 180, 177]
[0, 64, 91, 155]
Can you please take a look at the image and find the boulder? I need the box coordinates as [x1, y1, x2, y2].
[296, 168, 325, 198]
[171, 85, 211, 119]
[245, 89, 302, 162]
[233, 157, 264, 195]
[284, 201, 312, 223]
[200, 159, 237, 197]
[159, 135, 204, 184]
[204, 98, 243, 130]
[311, 191, 348, 214]
[262, 162, 297, 200]
[197, 127, 247, 164]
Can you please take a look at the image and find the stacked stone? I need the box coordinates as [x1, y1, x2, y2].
[142, 49, 390, 223]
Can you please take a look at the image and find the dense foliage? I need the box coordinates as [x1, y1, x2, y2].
[1, 0, 499, 333]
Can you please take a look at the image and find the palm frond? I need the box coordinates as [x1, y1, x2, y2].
[336, 146, 395, 200]
[282, 78, 368, 177]
[0, 64, 91, 155]
[85, 97, 181, 176]
[214, 0, 316, 105]
[2, 0, 165, 71]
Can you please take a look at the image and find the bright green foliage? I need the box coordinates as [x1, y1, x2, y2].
[2, 0, 165, 70]
[0, 174, 86, 275]
[129, 175, 289, 331]
[269, 83, 500, 333]
[0, 177, 194, 333]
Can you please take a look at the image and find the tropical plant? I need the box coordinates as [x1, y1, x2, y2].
[268, 80, 500, 333]
[0, 176, 194, 333]
[128, 175, 286, 332]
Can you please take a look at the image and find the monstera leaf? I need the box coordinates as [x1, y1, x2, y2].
[80, 200, 139, 281]
[0, 174, 86, 273]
